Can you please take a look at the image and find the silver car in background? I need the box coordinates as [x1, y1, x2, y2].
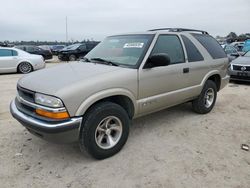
[228, 51, 250, 82]
[0, 47, 45, 74]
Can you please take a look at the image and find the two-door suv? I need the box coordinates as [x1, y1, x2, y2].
[10, 28, 229, 159]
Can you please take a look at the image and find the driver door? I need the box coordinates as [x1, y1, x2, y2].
[138, 34, 190, 115]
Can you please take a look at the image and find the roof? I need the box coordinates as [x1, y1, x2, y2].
[148, 28, 208, 34]
[110, 28, 209, 37]
[0, 47, 15, 50]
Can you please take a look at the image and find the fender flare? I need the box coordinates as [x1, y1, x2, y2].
[75, 88, 137, 116]
[200, 70, 221, 87]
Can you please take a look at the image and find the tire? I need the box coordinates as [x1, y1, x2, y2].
[58, 54, 63, 61]
[79, 102, 130, 159]
[192, 80, 217, 114]
[18, 62, 33, 74]
[69, 55, 76, 61]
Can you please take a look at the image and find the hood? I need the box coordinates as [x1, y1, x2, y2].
[231, 56, 250, 65]
[18, 62, 122, 95]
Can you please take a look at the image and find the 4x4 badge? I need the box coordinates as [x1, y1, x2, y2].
[241, 66, 246, 71]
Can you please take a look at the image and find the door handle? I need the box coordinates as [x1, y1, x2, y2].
[183, 68, 189, 73]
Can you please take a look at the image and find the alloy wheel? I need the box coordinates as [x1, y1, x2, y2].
[95, 116, 123, 149]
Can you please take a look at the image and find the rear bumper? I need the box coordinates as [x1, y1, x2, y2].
[10, 100, 82, 143]
[44, 54, 53, 60]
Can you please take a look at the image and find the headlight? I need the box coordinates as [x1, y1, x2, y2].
[35, 93, 64, 108]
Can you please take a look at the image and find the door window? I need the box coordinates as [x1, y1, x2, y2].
[0, 49, 13, 57]
[151, 35, 185, 65]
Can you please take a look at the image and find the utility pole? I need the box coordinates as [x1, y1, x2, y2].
[66, 16, 68, 43]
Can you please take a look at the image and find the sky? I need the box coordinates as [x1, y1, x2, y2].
[0, 0, 249, 41]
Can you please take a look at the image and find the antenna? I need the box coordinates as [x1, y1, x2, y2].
[66, 16, 68, 43]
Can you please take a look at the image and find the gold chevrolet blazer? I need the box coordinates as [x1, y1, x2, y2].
[10, 28, 229, 159]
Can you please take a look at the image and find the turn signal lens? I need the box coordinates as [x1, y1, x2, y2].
[35, 109, 69, 119]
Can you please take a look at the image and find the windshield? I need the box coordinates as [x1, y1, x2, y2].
[224, 45, 237, 54]
[63, 44, 81, 50]
[38, 45, 50, 51]
[85, 34, 154, 68]
[51, 45, 65, 50]
[244, 51, 250, 57]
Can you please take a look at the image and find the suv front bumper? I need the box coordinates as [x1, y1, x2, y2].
[228, 69, 250, 82]
[10, 100, 82, 143]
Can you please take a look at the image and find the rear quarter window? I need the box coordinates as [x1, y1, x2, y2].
[12, 50, 18, 56]
[181, 35, 204, 62]
[192, 34, 227, 59]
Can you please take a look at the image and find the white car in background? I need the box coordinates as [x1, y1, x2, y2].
[0, 47, 45, 74]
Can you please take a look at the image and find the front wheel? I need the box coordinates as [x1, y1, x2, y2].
[192, 80, 217, 114]
[79, 102, 130, 159]
[18, 62, 33, 74]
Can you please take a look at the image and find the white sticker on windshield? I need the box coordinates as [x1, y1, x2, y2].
[123, 43, 144, 48]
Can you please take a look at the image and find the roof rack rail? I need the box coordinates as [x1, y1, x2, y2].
[148, 28, 208, 34]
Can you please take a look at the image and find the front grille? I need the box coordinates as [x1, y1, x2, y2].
[17, 86, 35, 103]
[16, 86, 36, 116]
[232, 65, 250, 72]
[15, 98, 35, 116]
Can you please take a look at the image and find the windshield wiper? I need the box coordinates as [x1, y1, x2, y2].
[91, 58, 119, 66]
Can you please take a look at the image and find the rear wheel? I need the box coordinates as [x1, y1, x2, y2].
[192, 80, 217, 114]
[18, 62, 33, 74]
[69, 55, 76, 61]
[58, 54, 63, 61]
[79, 102, 130, 159]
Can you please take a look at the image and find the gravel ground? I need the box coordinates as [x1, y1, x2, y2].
[0, 63, 250, 188]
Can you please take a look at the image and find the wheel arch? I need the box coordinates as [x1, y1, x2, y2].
[75, 89, 137, 119]
[17, 60, 33, 72]
[207, 74, 221, 91]
[201, 71, 222, 91]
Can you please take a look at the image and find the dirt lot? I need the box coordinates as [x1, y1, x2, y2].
[0, 63, 249, 188]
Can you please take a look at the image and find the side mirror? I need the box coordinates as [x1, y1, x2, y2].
[144, 53, 171, 69]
